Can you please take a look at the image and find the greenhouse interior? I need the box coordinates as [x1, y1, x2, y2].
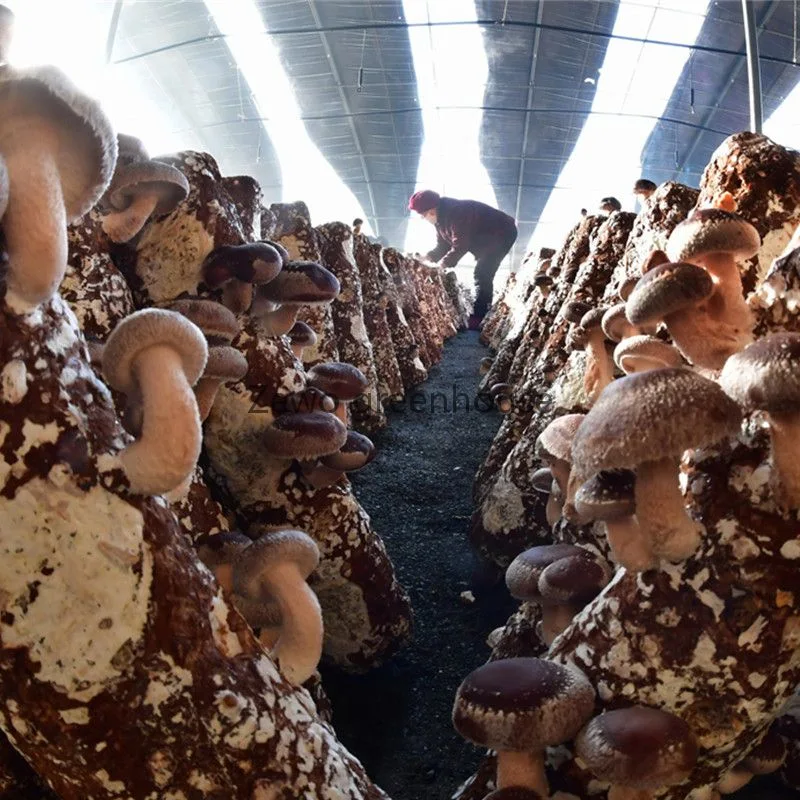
[2, 0, 800, 798]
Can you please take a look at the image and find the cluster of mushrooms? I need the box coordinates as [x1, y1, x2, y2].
[0, 17, 467, 797]
[461, 131, 800, 799]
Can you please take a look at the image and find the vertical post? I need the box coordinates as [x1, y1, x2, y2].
[741, 0, 763, 133]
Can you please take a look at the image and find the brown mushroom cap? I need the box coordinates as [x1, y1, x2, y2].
[601, 304, 635, 342]
[505, 544, 591, 602]
[575, 706, 698, 789]
[633, 179, 657, 195]
[562, 300, 591, 324]
[166, 298, 241, 344]
[452, 657, 595, 752]
[641, 249, 670, 275]
[234, 529, 319, 591]
[106, 159, 189, 216]
[102, 308, 207, 394]
[719, 332, 800, 414]
[263, 411, 347, 460]
[626, 262, 714, 328]
[666, 207, 760, 264]
[574, 469, 636, 521]
[580, 306, 607, 332]
[115, 132, 149, 167]
[613, 335, 684, 374]
[535, 414, 586, 465]
[571, 368, 742, 480]
[204, 346, 248, 383]
[533, 273, 553, 289]
[196, 530, 253, 591]
[0, 65, 117, 221]
[306, 362, 368, 402]
[740, 729, 787, 774]
[258, 260, 340, 305]
[319, 430, 376, 471]
[202, 242, 284, 289]
[537, 554, 609, 608]
[287, 320, 317, 348]
[538, 247, 556, 260]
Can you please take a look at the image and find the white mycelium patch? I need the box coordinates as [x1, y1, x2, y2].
[0, 480, 152, 702]
[758, 225, 796, 285]
[481, 472, 526, 531]
[135, 212, 214, 303]
[209, 593, 244, 657]
[143, 655, 193, 716]
[0, 360, 28, 404]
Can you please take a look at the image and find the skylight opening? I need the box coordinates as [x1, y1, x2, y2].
[764, 80, 800, 150]
[527, 0, 710, 255]
[402, 0, 499, 258]
[206, 0, 373, 233]
[7, 0, 200, 157]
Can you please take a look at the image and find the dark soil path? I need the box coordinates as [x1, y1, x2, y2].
[321, 330, 799, 800]
[321, 329, 515, 800]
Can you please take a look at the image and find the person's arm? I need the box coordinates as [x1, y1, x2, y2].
[439, 242, 469, 269]
[425, 231, 450, 263]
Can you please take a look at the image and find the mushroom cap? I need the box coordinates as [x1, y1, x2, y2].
[505, 544, 590, 602]
[562, 300, 591, 324]
[306, 362, 368, 402]
[634, 179, 657, 195]
[567, 325, 588, 351]
[580, 306, 607, 332]
[546, 263, 561, 279]
[452, 657, 595, 752]
[204, 346, 248, 382]
[489, 382, 512, 399]
[626, 262, 714, 328]
[575, 706, 698, 789]
[166, 298, 241, 344]
[0, 65, 117, 221]
[601, 304, 633, 342]
[102, 308, 208, 394]
[196, 530, 253, 575]
[264, 239, 290, 264]
[740, 729, 787, 774]
[536, 413, 586, 464]
[258, 260, 340, 305]
[719, 332, 800, 414]
[233, 529, 320, 597]
[320, 430, 376, 471]
[202, 242, 284, 289]
[263, 411, 348, 460]
[613, 335, 684, 374]
[641, 249, 670, 274]
[106, 159, 190, 215]
[538, 247, 556, 259]
[533, 273, 553, 288]
[571, 368, 742, 479]
[531, 466, 555, 493]
[115, 132, 149, 167]
[666, 208, 760, 264]
[538, 554, 609, 607]
[574, 469, 636, 521]
[617, 275, 640, 303]
[287, 320, 317, 348]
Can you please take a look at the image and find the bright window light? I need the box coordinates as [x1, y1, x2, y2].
[527, 0, 710, 254]
[7, 0, 201, 157]
[402, 0, 499, 259]
[764, 80, 800, 150]
[206, 0, 372, 233]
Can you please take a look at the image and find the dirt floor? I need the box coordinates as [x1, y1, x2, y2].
[323, 330, 799, 800]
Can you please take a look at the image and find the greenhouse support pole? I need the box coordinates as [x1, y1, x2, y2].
[741, 0, 763, 133]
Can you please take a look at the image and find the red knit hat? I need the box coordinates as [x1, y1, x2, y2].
[408, 190, 440, 213]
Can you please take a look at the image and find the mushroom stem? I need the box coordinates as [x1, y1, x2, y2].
[3, 133, 67, 308]
[663, 308, 742, 370]
[259, 305, 300, 337]
[545, 485, 564, 528]
[263, 562, 323, 686]
[634, 457, 701, 564]
[584, 330, 614, 403]
[541, 603, 578, 647]
[195, 377, 222, 422]
[699, 251, 753, 341]
[766, 411, 800, 509]
[299, 459, 346, 489]
[101, 190, 160, 243]
[221, 279, 253, 314]
[496, 750, 548, 797]
[604, 516, 656, 572]
[715, 768, 753, 794]
[121, 344, 202, 495]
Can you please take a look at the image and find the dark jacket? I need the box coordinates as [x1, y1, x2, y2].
[425, 197, 517, 268]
